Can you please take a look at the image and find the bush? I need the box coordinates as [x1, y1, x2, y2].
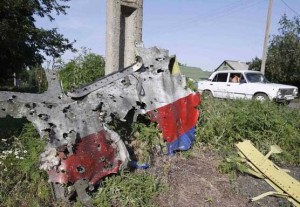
[59, 48, 105, 92]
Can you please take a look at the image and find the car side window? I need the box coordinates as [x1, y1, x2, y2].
[229, 73, 242, 83]
[212, 73, 228, 82]
[240, 74, 246, 83]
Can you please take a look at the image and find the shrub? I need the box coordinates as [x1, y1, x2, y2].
[59, 48, 105, 92]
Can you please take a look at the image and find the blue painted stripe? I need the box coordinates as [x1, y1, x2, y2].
[167, 127, 196, 155]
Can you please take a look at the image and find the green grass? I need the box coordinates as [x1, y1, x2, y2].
[197, 98, 300, 176]
[93, 172, 164, 207]
[179, 65, 212, 80]
[0, 123, 52, 206]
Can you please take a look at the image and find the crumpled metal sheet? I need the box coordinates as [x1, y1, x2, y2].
[0, 46, 201, 201]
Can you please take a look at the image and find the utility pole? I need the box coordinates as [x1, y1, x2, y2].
[261, 0, 273, 75]
[105, 0, 143, 75]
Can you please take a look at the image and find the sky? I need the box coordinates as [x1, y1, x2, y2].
[36, 0, 300, 71]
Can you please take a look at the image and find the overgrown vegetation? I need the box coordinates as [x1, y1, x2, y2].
[108, 114, 164, 163]
[197, 98, 300, 176]
[0, 116, 164, 206]
[0, 123, 52, 206]
[130, 120, 164, 163]
[59, 48, 105, 91]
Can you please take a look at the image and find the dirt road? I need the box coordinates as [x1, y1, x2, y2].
[289, 99, 300, 109]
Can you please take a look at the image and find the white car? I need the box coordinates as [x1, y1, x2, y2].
[197, 70, 298, 103]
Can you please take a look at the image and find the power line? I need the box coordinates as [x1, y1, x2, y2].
[150, 0, 262, 36]
[280, 0, 300, 16]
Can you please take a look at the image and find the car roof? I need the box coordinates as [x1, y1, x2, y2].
[214, 70, 262, 74]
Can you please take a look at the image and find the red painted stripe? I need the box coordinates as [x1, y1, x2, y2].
[48, 131, 121, 184]
[148, 92, 201, 142]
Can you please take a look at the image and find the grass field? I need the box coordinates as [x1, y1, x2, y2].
[179, 65, 212, 80]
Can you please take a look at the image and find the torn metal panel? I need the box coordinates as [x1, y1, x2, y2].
[148, 93, 200, 154]
[0, 46, 201, 203]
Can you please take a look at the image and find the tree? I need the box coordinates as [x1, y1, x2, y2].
[266, 14, 300, 86]
[59, 48, 105, 91]
[0, 0, 74, 79]
[248, 57, 262, 71]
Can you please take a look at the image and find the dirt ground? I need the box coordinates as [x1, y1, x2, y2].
[288, 98, 300, 109]
[149, 147, 299, 207]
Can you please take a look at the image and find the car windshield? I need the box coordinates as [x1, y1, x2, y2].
[245, 73, 269, 83]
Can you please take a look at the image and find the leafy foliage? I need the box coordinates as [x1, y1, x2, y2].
[131, 120, 163, 163]
[197, 98, 300, 168]
[59, 48, 105, 91]
[0, 0, 74, 78]
[108, 114, 163, 164]
[266, 14, 300, 87]
[186, 78, 197, 91]
[248, 57, 262, 71]
[93, 172, 164, 207]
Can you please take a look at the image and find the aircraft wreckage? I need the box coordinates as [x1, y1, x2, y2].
[0, 46, 201, 204]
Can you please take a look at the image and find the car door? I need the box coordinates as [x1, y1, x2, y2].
[211, 72, 229, 98]
[225, 72, 248, 99]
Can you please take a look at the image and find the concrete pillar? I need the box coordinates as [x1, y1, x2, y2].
[105, 0, 143, 75]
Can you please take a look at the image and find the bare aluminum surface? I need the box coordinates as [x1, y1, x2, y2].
[0, 46, 196, 204]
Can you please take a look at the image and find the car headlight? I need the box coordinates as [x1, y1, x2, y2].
[293, 88, 298, 97]
[277, 89, 282, 97]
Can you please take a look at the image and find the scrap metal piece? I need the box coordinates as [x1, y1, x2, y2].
[50, 182, 75, 201]
[74, 179, 93, 207]
[0, 46, 201, 203]
[236, 140, 300, 207]
[251, 191, 290, 202]
[67, 57, 143, 98]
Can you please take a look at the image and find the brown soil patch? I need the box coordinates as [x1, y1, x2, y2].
[149, 148, 247, 207]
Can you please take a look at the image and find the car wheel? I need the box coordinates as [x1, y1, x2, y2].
[202, 90, 213, 99]
[279, 100, 290, 105]
[253, 93, 269, 101]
